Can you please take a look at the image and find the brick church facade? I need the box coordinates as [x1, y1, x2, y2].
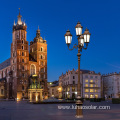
[0, 11, 48, 100]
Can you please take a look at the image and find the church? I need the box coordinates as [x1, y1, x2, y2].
[0, 10, 48, 101]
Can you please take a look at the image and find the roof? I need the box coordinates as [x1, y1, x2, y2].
[0, 77, 6, 82]
[51, 81, 59, 87]
[0, 58, 10, 70]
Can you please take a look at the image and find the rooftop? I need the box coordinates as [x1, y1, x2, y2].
[0, 58, 10, 70]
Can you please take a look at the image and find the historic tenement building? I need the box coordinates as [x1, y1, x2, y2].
[59, 69, 102, 99]
[0, 11, 48, 100]
[47, 81, 62, 99]
[102, 72, 120, 98]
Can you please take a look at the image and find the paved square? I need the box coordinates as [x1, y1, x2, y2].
[0, 100, 119, 120]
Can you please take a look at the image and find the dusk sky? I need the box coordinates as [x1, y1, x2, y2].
[0, 0, 120, 82]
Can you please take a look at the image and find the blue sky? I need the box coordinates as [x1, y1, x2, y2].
[0, 0, 120, 81]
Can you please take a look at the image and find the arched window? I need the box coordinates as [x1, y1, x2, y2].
[22, 46, 24, 50]
[41, 47, 43, 51]
[41, 55, 43, 59]
[22, 52, 24, 56]
[30, 64, 36, 75]
[22, 86, 24, 90]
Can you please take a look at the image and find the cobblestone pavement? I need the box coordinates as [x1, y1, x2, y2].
[0, 100, 119, 120]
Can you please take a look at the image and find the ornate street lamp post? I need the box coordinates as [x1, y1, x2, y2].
[64, 22, 91, 118]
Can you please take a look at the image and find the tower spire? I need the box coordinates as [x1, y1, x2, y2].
[17, 8, 22, 25]
[19, 8, 20, 15]
[36, 26, 40, 37]
[14, 20, 16, 26]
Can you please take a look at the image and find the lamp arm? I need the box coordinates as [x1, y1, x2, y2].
[82, 43, 88, 50]
[67, 44, 78, 51]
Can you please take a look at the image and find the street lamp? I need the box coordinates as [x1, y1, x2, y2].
[64, 21, 91, 118]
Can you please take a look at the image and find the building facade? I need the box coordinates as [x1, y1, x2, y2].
[59, 69, 102, 99]
[102, 72, 120, 98]
[0, 11, 48, 100]
[48, 81, 62, 99]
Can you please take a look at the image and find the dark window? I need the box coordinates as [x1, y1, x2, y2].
[22, 59, 24, 63]
[22, 86, 24, 90]
[41, 68, 44, 72]
[1, 89, 3, 95]
[73, 76, 75, 79]
[41, 61, 43, 65]
[73, 81, 75, 84]
[22, 66, 24, 70]
[22, 93, 24, 97]
[41, 75, 44, 79]
[22, 40, 23, 44]
[22, 52, 23, 56]
[22, 46, 24, 50]
[41, 48, 43, 51]
[22, 73, 25, 77]
[41, 55, 43, 59]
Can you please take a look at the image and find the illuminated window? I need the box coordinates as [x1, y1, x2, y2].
[90, 94, 94, 98]
[85, 94, 89, 98]
[32, 48, 34, 52]
[90, 84, 93, 87]
[90, 80, 93, 82]
[85, 84, 88, 87]
[85, 80, 88, 82]
[30, 64, 36, 75]
[72, 87, 75, 92]
[95, 94, 98, 98]
[85, 89, 89, 92]
[90, 89, 94, 92]
[67, 87, 70, 92]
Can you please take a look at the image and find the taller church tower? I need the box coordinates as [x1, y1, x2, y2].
[11, 10, 29, 99]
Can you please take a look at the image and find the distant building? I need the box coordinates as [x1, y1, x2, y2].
[0, 10, 48, 100]
[48, 81, 62, 98]
[59, 69, 102, 99]
[102, 72, 120, 98]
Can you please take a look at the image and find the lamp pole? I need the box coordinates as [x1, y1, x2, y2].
[64, 22, 91, 118]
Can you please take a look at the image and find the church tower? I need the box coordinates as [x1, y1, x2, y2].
[11, 9, 29, 99]
[30, 27, 48, 98]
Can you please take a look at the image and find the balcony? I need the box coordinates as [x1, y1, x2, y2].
[89, 82, 95, 84]
[84, 87, 100, 89]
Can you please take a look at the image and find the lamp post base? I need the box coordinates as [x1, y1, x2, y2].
[75, 115, 83, 118]
[76, 96, 83, 118]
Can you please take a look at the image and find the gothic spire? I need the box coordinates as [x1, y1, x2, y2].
[17, 8, 22, 25]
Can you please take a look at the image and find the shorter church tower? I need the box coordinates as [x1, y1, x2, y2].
[29, 27, 48, 99]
